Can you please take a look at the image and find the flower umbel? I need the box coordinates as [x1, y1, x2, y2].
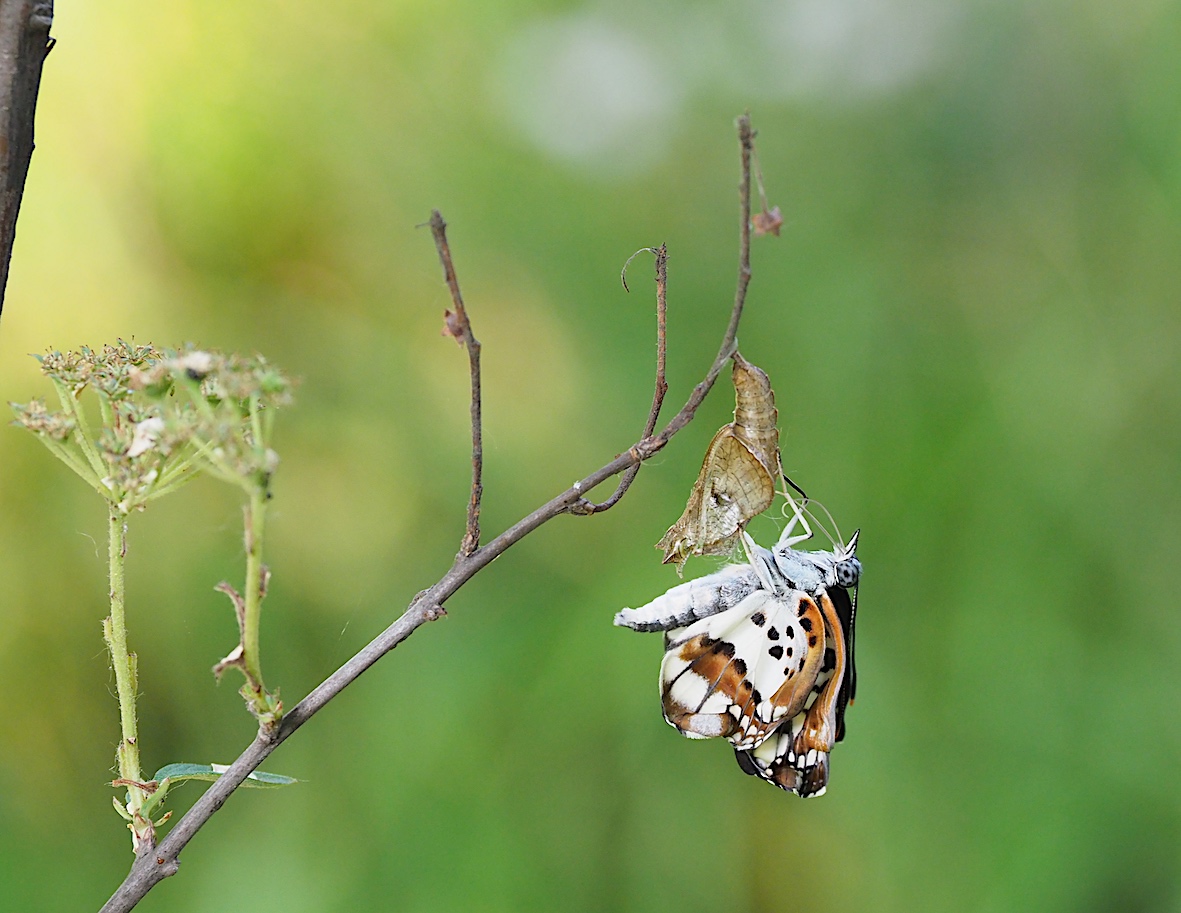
[11, 341, 294, 848]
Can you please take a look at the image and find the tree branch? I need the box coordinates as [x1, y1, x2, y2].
[99, 112, 762, 913]
[0, 0, 53, 320]
[571, 243, 669, 515]
[429, 209, 483, 555]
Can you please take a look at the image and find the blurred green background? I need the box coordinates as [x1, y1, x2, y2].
[2, 0, 1179, 910]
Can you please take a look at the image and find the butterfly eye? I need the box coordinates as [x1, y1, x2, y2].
[835, 558, 861, 589]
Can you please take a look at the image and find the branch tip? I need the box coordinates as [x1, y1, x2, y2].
[429, 212, 484, 554]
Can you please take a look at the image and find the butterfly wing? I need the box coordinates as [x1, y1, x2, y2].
[735, 710, 826, 796]
[829, 583, 857, 741]
[733, 586, 853, 796]
[659, 589, 826, 748]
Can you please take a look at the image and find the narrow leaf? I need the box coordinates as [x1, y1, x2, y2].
[152, 762, 298, 789]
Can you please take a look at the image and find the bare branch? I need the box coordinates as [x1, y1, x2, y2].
[572, 243, 669, 515]
[99, 113, 763, 913]
[0, 0, 53, 320]
[429, 209, 483, 556]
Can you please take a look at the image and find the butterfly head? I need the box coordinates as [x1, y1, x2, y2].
[832, 529, 861, 589]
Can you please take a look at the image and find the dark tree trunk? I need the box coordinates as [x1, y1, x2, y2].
[0, 0, 52, 320]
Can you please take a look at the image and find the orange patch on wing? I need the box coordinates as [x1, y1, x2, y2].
[765, 595, 825, 722]
[662, 634, 749, 739]
[794, 590, 848, 756]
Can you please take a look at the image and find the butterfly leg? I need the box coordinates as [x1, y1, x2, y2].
[776, 493, 814, 547]
[741, 531, 781, 594]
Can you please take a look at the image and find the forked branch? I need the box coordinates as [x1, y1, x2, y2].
[99, 113, 764, 913]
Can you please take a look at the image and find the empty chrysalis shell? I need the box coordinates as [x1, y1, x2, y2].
[657, 352, 783, 568]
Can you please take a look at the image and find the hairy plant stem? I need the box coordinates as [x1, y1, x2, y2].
[241, 489, 267, 700]
[102, 511, 144, 821]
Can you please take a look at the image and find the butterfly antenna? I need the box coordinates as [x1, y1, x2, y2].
[805, 499, 847, 549]
[782, 472, 808, 501]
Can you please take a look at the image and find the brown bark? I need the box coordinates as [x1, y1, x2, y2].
[0, 0, 52, 320]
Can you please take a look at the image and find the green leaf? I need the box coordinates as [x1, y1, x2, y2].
[112, 796, 133, 821]
[152, 763, 299, 789]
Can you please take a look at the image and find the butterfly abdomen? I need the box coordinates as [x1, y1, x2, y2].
[614, 564, 760, 632]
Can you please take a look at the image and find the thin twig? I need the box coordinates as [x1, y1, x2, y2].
[429, 210, 483, 556]
[572, 243, 669, 514]
[752, 137, 770, 213]
[99, 113, 762, 913]
[0, 0, 53, 320]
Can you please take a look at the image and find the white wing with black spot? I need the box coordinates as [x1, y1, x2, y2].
[659, 588, 828, 750]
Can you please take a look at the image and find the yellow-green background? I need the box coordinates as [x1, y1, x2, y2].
[2, 1, 1178, 910]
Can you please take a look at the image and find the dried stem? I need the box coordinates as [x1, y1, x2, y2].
[99, 113, 763, 913]
[572, 243, 669, 514]
[429, 209, 483, 555]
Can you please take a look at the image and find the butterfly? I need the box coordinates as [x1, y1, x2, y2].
[616, 523, 861, 797]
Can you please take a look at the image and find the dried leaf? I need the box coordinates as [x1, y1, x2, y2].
[441, 308, 464, 344]
[752, 206, 784, 237]
[657, 352, 783, 568]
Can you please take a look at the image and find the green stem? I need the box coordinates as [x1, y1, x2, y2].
[103, 511, 143, 813]
[50, 379, 105, 478]
[144, 467, 199, 501]
[38, 436, 108, 496]
[153, 446, 203, 488]
[249, 394, 263, 451]
[241, 489, 267, 696]
[186, 435, 240, 486]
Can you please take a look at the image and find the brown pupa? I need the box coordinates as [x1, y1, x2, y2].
[657, 351, 783, 568]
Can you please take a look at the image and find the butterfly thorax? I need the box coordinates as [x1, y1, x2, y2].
[770, 537, 860, 595]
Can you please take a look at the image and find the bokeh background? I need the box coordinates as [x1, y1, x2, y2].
[1, 1, 1179, 910]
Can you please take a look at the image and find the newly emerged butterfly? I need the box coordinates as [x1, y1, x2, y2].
[617, 525, 861, 797]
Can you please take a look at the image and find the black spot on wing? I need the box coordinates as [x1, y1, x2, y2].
[768, 644, 783, 659]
